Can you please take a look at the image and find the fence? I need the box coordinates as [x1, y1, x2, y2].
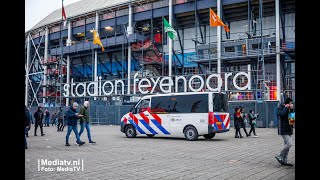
[29, 101, 279, 128]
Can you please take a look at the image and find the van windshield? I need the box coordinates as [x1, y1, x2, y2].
[212, 93, 228, 112]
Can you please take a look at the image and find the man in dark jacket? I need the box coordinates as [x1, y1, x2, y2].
[57, 107, 64, 131]
[65, 102, 85, 146]
[275, 97, 294, 166]
[25, 106, 30, 149]
[79, 101, 96, 144]
[34, 107, 45, 136]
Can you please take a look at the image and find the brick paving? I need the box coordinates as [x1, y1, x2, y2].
[25, 125, 295, 179]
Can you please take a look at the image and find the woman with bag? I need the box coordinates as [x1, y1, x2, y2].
[240, 107, 250, 137]
[234, 107, 242, 138]
[248, 110, 258, 137]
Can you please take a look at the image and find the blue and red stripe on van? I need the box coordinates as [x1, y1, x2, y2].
[208, 112, 230, 133]
[125, 112, 170, 135]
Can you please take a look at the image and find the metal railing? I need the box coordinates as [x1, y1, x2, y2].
[186, 48, 283, 62]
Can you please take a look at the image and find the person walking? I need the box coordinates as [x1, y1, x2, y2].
[25, 106, 31, 149]
[240, 107, 250, 137]
[51, 112, 57, 126]
[34, 107, 45, 136]
[28, 107, 34, 124]
[65, 102, 85, 146]
[61, 107, 68, 131]
[275, 97, 295, 166]
[234, 107, 242, 138]
[57, 107, 64, 131]
[44, 109, 50, 127]
[26, 108, 32, 137]
[79, 101, 96, 144]
[248, 110, 258, 137]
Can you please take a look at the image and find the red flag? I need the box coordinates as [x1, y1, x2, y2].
[62, 1, 67, 26]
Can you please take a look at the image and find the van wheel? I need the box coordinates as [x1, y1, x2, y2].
[125, 125, 136, 138]
[184, 126, 198, 141]
[147, 134, 155, 138]
[203, 133, 216, 139]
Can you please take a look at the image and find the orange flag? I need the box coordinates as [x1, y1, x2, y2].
[209, 9, 230, 32]
[93, 30, 105, 52]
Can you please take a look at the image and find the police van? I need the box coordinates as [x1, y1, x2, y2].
[120, 92, 230, 141]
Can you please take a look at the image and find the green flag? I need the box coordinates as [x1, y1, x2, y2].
[163, 17, 177, 40]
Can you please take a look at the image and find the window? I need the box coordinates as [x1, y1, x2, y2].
[150, 96, 172, 113]
[116, 9, 129, 17]
[174, 0, 186, 5]
[212, 93, 228, 112]
[105, 26, 115, 36]
[150, 94, 208, 114]
[153, 0, 169, 9]
[116, 25, 125, 34]
[31, 33, 39, 39]
[50, 25, 60, 33]
[135, 99, 150, 113]
[209, 47, 217, 54]
[225, 46, 235, 52]
[252, 43, 261, 50]
[134, 4, 152, 13]
[100, 12, 115, 20]
[72, 19, 85, 27]
[86, 17, 95, 24]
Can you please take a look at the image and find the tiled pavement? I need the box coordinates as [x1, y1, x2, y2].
[25, 125, 295, 180]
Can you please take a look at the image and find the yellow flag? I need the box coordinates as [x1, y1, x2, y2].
[93, 30, 105, 52]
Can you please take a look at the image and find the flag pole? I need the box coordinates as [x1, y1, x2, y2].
[92, 29, 94, 82]
[208, 8, 211, 73]
[217, 0, 221, 75]
[59, 0, 64, 107]
[168, 0, 173, 77]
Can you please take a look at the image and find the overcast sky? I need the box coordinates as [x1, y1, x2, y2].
[25, 0, 81, 32]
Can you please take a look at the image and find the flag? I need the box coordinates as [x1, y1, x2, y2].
[209, 9, 230, 32]
[93, 30, 105, 52]
[62, 0, 67, 26]
[163, 17, 177, 40]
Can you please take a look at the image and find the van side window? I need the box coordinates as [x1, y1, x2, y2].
[151, 94, 208, 113]
[150, 96, 172, 113]
[172, 94, 208, 113]
[213, 93, 228, 112]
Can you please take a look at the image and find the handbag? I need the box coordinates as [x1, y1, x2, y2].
[288, 112, 295, 125]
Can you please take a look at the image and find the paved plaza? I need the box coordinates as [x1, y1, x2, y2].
[25, 125, 295, 180]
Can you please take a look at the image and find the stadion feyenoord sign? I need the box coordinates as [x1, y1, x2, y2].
[63, 71, 251, 97]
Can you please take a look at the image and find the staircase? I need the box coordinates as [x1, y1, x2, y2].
[255, 48, 266, 101]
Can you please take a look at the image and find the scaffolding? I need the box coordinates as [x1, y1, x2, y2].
[25, 0, 295, 107]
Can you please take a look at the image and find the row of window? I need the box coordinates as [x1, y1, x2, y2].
[31, 0, 189, 37]
[135, 94, 228, 114]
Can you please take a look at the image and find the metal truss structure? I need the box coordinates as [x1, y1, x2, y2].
[25, 0, 295, 107]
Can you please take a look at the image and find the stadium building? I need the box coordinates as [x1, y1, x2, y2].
[25, 0, 295, 126]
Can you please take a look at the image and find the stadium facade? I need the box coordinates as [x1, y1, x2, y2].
[25, 0, 295, 126]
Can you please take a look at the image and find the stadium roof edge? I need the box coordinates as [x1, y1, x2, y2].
[26, 0, 146, 34]
[25, 0, 252, 34]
